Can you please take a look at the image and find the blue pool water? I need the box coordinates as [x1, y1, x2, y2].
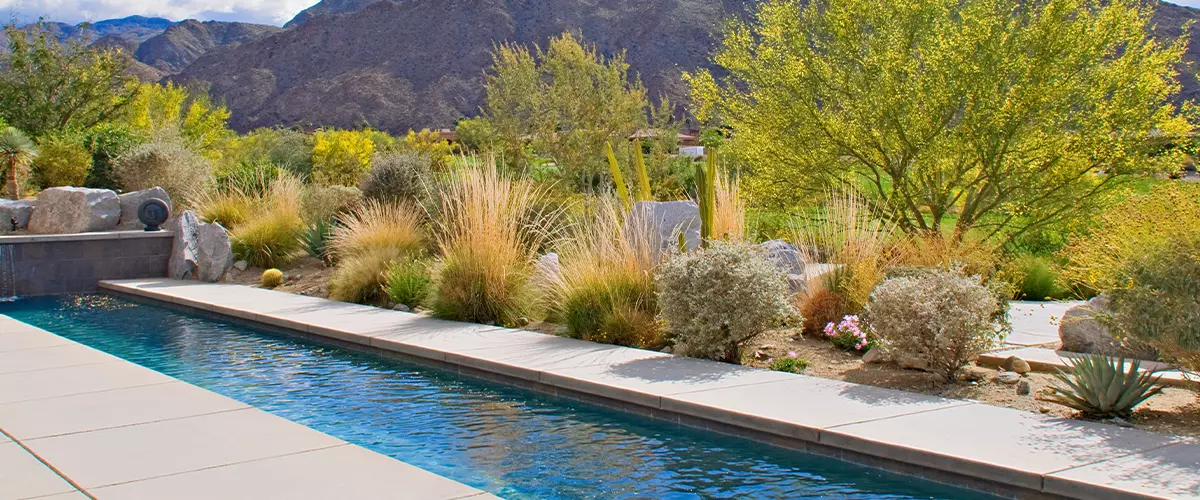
[1, 295, 991, 500]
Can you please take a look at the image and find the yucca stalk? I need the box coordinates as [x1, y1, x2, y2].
[632, 140, 652, 202]
[695, 148, 717, 246]
[1044, 354, 1164, 419]
[605, 142, 630, 210]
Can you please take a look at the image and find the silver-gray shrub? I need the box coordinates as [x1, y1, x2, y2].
[114, 138, 211, 200]
[866, 268, 1002, 381]
[656, 241, 795, 362]
[360, 151, 432, 204]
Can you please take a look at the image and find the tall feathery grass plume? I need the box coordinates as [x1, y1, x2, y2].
[430, 156, 564, 325]
[546, 197, 663, 347]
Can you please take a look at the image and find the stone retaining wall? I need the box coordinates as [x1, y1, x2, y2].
[0, 232, 173, 296]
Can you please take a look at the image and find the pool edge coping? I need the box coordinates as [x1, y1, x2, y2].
[98, 279, 1199, 500]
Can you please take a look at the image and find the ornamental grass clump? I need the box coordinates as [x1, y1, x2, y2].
[386, 258, 433, 308]
[1044, 354, 1164, 419]
[229, 174, 307, 268]
[547, 199, 662, 347]
[866, 268, 1003, 382]
[430, 158, 559, 325]
[657, 241, 794, 362]
[327, 200, 426, 304]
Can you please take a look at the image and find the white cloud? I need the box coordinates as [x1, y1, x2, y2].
[0, 0, 320, 26]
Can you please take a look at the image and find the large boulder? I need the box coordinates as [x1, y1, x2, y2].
[26, 187, 120, 234]
[756, 239, 806, 275]
[1059, 295, 1123, 355]
[117, 187, 172, 230]
[167, 210, 233, 282]
[627, 200, 701, 252]
[195, 223, 233, 282]
[0, 200, 35, 234]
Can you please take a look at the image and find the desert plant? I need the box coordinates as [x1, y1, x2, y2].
[1044, 354, 1164, 419]
[1107, 237, 1200, 375]
[192, 183, 257, 230]
[824, 314, 877, 353]
[326, 200, 427, 304]
[866, 268, 1003, 382]
[792, 191, 897, 314]
[82, 124, 141, 190]
[261, 269, 284, 288]
[430, 158, 559, 325]
[1000, 256, 1068, 301]
[386, 258, 433, 307]
[694, 150, 717, 245]
[31, 132, 91, 188]
[360, 151, 432, 204]
[547, 199, 662, 347]
[310, 129, 376, 186]
[301, 185, 362, 224]
[632, 140, 652, 202]
[229, 174, 306, 268]
[770, 355, 808, 374]
[1060, 183, 1200, 293]
[796, 278, 851, 336]
[605, 142, 631, 209]
[0, 127, 37, 199]
[215, 159, 280, 195]
[114, 138, 212, 200]
[302, 219, 335, 265]
[657, 241, 794, 362]
[712, 168, 745, 242]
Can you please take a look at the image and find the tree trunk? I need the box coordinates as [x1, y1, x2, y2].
[5, 160, 17, 200]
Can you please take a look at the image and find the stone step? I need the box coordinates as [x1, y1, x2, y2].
[980, 347, 1197, 389]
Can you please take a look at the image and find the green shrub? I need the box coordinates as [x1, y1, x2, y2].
[83, 124, 140, 190]
[769, 356, 808, 374]
[1044, 354, 1164, 418]
[1107, 237, 1200, 374]
[261, 269, 284, 288]
[215, 159, 280, 195]
[866, 269, 1003, 382]
[386, 258, 433, 307]
[114, 139, 212, 200]
[230, 175, 306, 268]
[1002, 256, 1068, 301]
[301, 185, 362, 224]
[360, 151, 431, 203]
[32, 132, 91, 188]
[329, 247, 406, 304]
[656, 241, 794, 362]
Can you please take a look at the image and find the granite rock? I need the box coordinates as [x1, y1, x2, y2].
[26, 187, 120, 234]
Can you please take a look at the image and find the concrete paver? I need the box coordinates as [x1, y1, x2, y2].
[0, 441, 79, 499]
[823, 403, 1184, 491]
[1045, 442, 1200, 499]
[25, 408, 346, 488]
[0, 362, 173, 405]
[89, 444, 485, 500]
[0, 382, 249, 440]
[1006, 300, 1083, 346]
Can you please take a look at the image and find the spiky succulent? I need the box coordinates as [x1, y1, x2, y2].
[1044, 354, 1164, 419]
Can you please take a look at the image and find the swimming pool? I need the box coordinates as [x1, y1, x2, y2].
[1, 295, 992, 499]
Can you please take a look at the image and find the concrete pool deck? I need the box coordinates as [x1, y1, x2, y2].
[0, 315, 497, 500]
[95, 279, 1200, 500]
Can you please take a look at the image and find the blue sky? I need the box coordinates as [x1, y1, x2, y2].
[3, 0, 1200, 27]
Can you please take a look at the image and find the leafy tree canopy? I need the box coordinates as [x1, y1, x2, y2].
[0, 23, 138, 137]
[689, 0, 1193, 241]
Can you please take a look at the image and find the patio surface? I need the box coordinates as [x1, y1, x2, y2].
[94, 279, 1200, 500]
[1005, 300, 1084, 347]
[0, 315, 497, 500]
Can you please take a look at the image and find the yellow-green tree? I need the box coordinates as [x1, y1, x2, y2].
[120, 82, 233, 159]
[32, 132, 92, 188]
[403, 129, 454, 170]
[689, 0, 1193, 241]
[310, 129, 376, 186]
[0, 23, 138, 137]
[482, 32, 648, 185]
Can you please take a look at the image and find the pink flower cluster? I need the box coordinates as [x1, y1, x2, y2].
[824, 315, 872, 351]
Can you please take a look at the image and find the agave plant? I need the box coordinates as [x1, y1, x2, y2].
[1044, 354, 1164, 419]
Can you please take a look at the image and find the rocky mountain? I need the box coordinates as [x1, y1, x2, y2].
[40, 16, 175, 45]
[136, 20, 283, 74]
[174, 0, 735, 133]
[284, 0, 387, 28]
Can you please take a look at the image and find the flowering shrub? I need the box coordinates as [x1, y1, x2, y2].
[824, 315, 876, 352]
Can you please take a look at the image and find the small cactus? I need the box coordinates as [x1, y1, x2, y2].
[261, 268, 284, 288]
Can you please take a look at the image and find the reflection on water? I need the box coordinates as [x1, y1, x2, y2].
[1, 295, 991, 500]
